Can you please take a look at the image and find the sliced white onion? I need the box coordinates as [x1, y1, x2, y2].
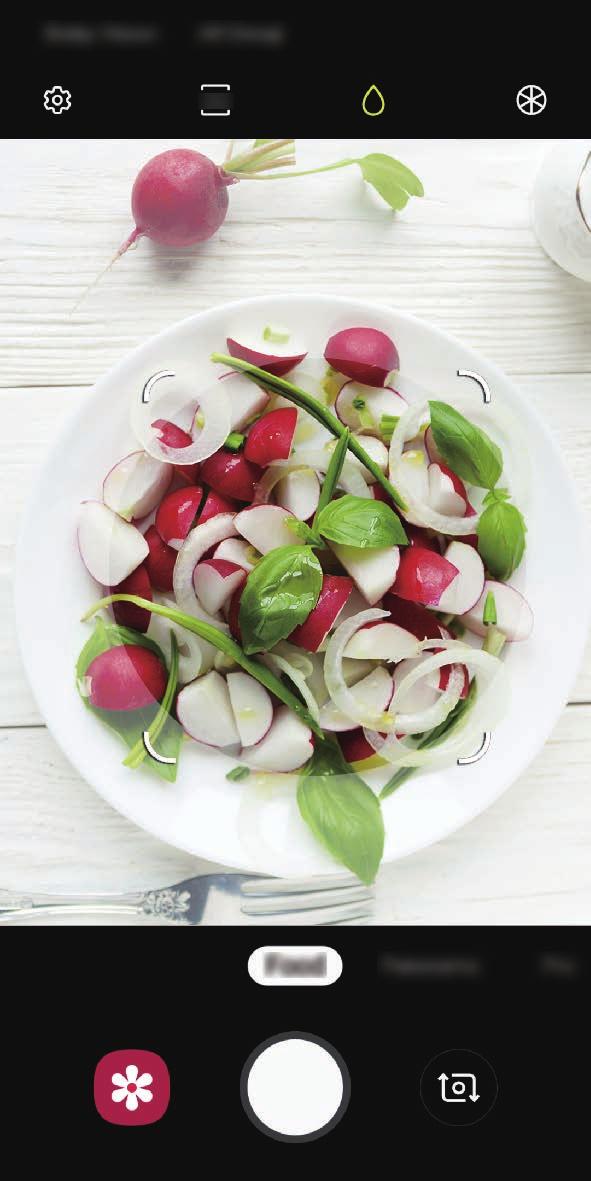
[131, 369, 231, 466]
[389, 402, 481, 534]
[147, 595, 204, 682]
[324, 607, 392, 728]
[291, 447, 371, 499]
[172, 515, 236, 669]
[262, 652, 321, 724]
[270, 641, 314, 679]
[393, 662, 464, 735]
[364, 641, 508, 769]
[253, 462, 309, 506]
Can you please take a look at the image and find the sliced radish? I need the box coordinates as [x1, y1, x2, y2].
[330, 542, 400, 605]
[437, 541, 485, 615]
[320, 667, 393, 732]
[109, 564, 152, 634]
[424, 425, 443, 464]
[275, 468, 320, 520]
[242, 706, 313, 772]
[198, 489, 239, 524]
[338, 728, 383, 764]
[200, 449, 261, 501]
[226, 324, 307, 377]
[405, 523, 440, 551]
[244, 408, 297, 466]
[390, 402, 481, 537]
[227, 671, 273, 747]
[428, 462, 467, 517]
[393, 656, 441, 723]
[383, 593, 444, 640]
[78, 501, 149, 586]
[219, 372, 270, 430]
[335, 381, 407, 434]
[463, 580, 533, 641]
[193, 558, 246, 615]
[344, 621, 419, 662]
[131, 371, 231, 466]
[173, 513, 237, 623]
[235, 504, 303, 555]
[399, 449, 430, 501]
[391, 546, 459, 607]
[289, 575, 354, 652]
[227, 584, 244, 641]
[350, 435, 389, 482]
[177, 670, 239, 747]
[324, 327, 399, 387]
[463, 502, 479, 549]
[155, 486, 203, 551]
[144, 524, 177, 592]
[147, 596, 204, 685]
[85, 644, 167, 711]
[214, 537, 257, 572]
[151, 419, 192, 449]
[103, 450, 172, 522]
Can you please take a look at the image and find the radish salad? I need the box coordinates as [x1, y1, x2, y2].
[77, 320, 531, 883]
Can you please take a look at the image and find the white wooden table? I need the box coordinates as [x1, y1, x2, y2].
[2, 138, 590, 923]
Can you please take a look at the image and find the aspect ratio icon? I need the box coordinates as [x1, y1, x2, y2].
[362, 85, 385, 117]
[201, 84, 233, 117]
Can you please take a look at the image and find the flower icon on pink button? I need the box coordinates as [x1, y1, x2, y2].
[111, 1064, 153, 1111]
[94, 1049, 170, 1126]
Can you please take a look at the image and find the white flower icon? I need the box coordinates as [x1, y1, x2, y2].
[43, 85, 72, 115]
[111, 1064, 153, 1111]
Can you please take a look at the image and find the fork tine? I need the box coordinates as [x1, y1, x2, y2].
[240, 884, 372, 916]
[240, 873, 362, 897]
[240, 900, 374, 925]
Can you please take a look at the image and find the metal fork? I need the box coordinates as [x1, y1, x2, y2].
[0, 872, 374, 925]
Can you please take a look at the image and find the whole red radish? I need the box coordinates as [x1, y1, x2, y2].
[200, 450, 261, 502]
[118, 149, 235, 256]
[109, 564, 152, 633]
[85, 645, 167, 711]
[155, 486, 203, 550]
[391, 547, 459, 607]
[244, 408, 297, 467]
[325, 327, 399, 387]
[144, 524, 177, 591]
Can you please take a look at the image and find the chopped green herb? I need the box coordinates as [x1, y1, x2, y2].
[226, 765, 251, 782]
[483, 590, 497, 626]
[224, 431, 245, 452]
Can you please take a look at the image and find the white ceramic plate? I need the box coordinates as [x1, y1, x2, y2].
[15, 295, 589, 876]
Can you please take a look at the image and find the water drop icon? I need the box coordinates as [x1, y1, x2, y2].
[362, 85, 385, 117]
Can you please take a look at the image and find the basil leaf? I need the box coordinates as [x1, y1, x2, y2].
[76, 619, 181, 783]
[285, 517, 322, 545]
[380, 678, 478, 799]
[297, 736, 384, 884]
[316, 494, 408, 548]
[358, 153, 424, 211]
[239, 545, 323, 654]
[477, 499, 526, 580]
[429, 400, 503, 489]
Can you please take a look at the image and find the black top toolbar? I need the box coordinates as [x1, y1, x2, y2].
[10, 18, 584, 136]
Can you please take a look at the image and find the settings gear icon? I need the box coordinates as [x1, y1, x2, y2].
[43, 85, 72, 115]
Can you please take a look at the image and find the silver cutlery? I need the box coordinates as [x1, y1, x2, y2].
[0, 872, 374, 925]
